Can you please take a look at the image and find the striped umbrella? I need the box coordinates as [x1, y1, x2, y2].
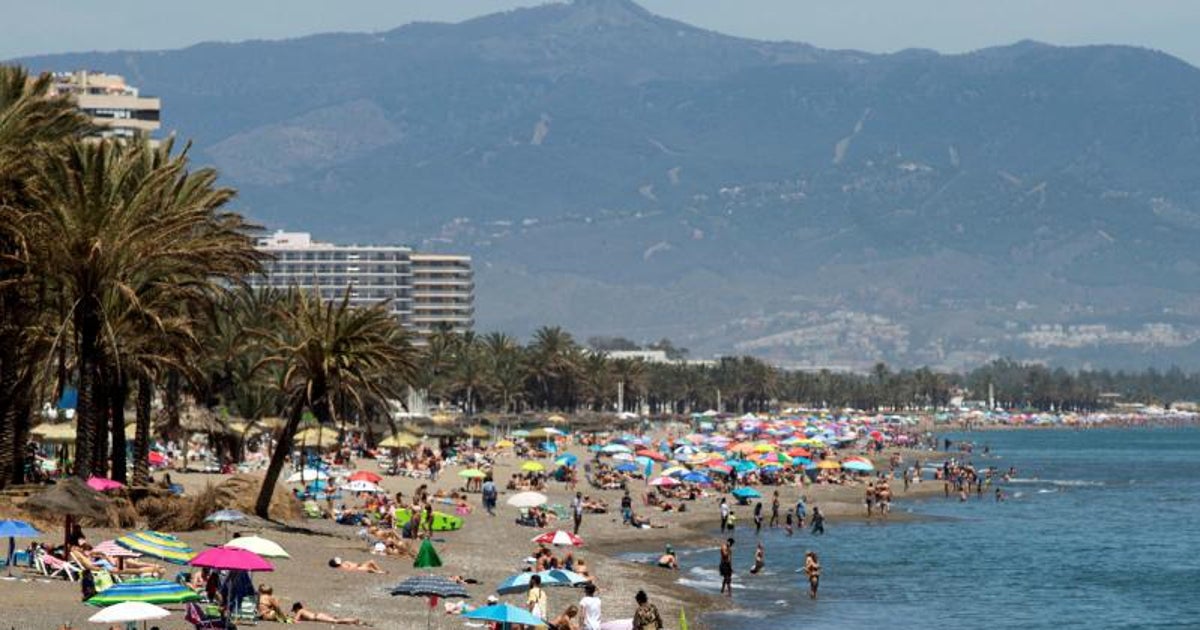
[390, 574, 469, 630]
[116, 531, 195, 565]
[94, 540, 141, 558]
[86, 578, 202, 606]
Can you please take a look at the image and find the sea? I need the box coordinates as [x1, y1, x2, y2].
[660, 427, 1200, 629]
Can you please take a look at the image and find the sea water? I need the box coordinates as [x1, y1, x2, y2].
[673, 428, 1200, 629]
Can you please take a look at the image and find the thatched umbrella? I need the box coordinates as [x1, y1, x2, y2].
[23, 478, 112, 552]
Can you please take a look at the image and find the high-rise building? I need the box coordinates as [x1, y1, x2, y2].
[249, 230, 473, 339]
[47, 71, 161, 140]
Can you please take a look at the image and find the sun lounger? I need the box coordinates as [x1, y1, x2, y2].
[35, 550, 81, 582]
[185, 602, 235, 629]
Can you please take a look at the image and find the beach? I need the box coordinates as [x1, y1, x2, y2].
[1, 441, 946, 630]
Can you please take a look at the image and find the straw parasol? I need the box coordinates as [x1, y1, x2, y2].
[30, 423, 77, 443]
[379, 433, 421, 449]
[24, 478, 111, 521]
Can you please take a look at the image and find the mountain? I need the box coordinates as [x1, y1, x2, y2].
[16, 0, 1200, 370]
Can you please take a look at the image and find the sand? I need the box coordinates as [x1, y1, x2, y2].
[0, 446, 946, 630]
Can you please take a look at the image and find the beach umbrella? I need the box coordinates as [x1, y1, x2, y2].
[294, 426, 339, 446]
[190, 546, 273, 572]
[86, 578, 201, 606]
[94, 539, 140, 559]
[730, 460, 758, 474]
[554, 454, 578, 467]
[662, 466, 690, 477]
[731, 487, 761, 500]
[615, 462, 638, 473]
[285, 468, 329, 484]
[342, 480, 384, 493]
[390, 574, 470, 630]
[520, 461, 545, 473]
[531, 530, 584, 547]
[0, 520, 39, 576]
[649, 476, 679, 487]
[86, 476, 124, 492]
[204, 509, 249, 528]
[223, 535, 290, 559]
[506, 491, 548, 508]
[458, 468, 487, 479]
[348, 470, 383, 483]
[681, 472, 711, 484]
[511, 430, 531, 438]
[496, 569, 584, 595]
[464, 603, 546, 628]
[87, 601, 170, 628]
[601, 444, 631, 454]
[842, 459, 875, 472]
[635, 450, 667, 462]
[116, 531, 195, 565]
[611, 452, 634, 462]
[817, 460, 842, 470]
[379, 433, 421, 449]
[495, 440, 515, 448]
[413, 538, 442, 569]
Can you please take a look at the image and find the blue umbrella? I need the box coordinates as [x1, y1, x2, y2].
[496, 569, 584, 595]
[731, 487, 762, 500]
[465, 603, 546, 628]
[0, 520, 39, 576]
[614, 462, 638, 473]
[681, 472, 711, 484]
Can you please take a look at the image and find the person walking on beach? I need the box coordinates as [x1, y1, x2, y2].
[621, 491, 633, 525]
[803, 551, 821, 599]
[719, 538, 735, 597]
[749, 541, 765, 575]
[810, 506, 825, 535]
[753, 502, 764, 535]
[632, 590, 664, 630]
[579, 583, 602, 630]
[482, 476, 497, 516]
[572, 492, 585, 535]
[527, 574, 549, 620]
[719, 497, 730, 532]
[770, 491, 780, 528]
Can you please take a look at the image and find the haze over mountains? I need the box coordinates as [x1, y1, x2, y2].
[17, 0, 1200, 370]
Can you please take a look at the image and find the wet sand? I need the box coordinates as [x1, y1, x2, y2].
[0, 447, 945, 629]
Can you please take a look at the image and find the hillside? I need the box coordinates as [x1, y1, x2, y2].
[17, 0, 1200, 369]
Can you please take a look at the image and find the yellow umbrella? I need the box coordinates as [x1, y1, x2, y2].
[430, 412, 456, 424]
[816, 460, 841, 470]
[688, 453, 713, 465]
[546, 414, 568, 424]
[294, 426, 339, 445]
[661, 466, 690, 476]
[379, 433, 421, 449]
[753, 443, 776, 453]
[495, 440, 515, 449]
[521, 461, 545, 472]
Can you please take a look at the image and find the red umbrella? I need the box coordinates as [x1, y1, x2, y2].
[788, 448, 812, 458]
[147, 452, 166, 466]
[348, 470, 383, 484]
[189, 546, 274, 572]
[531, 530, 584, 547]
[635, 450, 667, 462]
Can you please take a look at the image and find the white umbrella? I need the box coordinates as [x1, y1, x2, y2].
[506, 491, 548, 508]
[224, 535, 291, 558]
[341, 480, 384, 493]
[89, 601, 170, 627]
[285, 469, 330, 484]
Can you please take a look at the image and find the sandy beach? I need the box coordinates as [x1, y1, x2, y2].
[0, 442, 947, 630]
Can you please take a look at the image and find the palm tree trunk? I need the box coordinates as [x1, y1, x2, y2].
[133, 376, 153, 485]
[74, 306, 103, 479]
[109, 374, 129, 483]
[254, 400, 304, 519]
[0, 366, 17, 490]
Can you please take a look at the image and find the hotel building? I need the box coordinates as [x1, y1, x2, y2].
[250, 231, 473, 339]
[47, 71, 161, 139]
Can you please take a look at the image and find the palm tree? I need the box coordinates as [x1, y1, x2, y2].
[483, 332, 524, 413]
[450, 333, 489, 415]
[0, 66, 91, 486]
[24, 137, 263, 478]
[251, 289, 418, 518]
[526, 326, 580, 410]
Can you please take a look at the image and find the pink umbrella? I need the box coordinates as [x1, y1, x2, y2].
[649, 476, 679, 487]
[87, 476, 124, 492]
[189, 546, 274, 572]
[94, 539, 141, 558]
[530, 530, 584, 547]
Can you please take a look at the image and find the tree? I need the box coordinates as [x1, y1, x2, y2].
[251, 289, 418, 518]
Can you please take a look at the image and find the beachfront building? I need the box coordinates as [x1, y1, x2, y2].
[47, 71, 161, 139]
[249, 230, 473, 340]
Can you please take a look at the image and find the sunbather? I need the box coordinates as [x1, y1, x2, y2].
[257, 584, 288, 621]
[328, 557, 386, 574]
[291, 602, 366, 625]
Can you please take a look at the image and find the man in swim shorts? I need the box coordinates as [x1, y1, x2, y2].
[719, 538, 734, 597]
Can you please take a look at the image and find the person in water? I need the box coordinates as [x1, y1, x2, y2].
[749, 541, 765, 575]
[810, 506, 825, 535]
[804, 551, 821, 600]
[719, 538, 734, 597]
[657, 545, 678, 570]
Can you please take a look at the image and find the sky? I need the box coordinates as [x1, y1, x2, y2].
[4, 0, 1200, 67]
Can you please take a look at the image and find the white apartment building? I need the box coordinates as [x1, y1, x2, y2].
[47, 71, 161, 139]
[249, 231, 473, 338]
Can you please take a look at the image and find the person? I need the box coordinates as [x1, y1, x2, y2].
[865, 483, 875, 517]
[549, 604, 580, 630]
[579, 583, 602, 630]
[753, 502, 763, 535]
[527, 574, 549, 620]
[621, 491, 633, 525]
[810, 506, 825, 535]
[422, 503, 435, 539]
[572, 492, 584, 535]
[482, 476, 497, 516]
[749, 541, 765, 575]
[328, 557, 386, 573]
[719, 538, 734, 597]
[784, 511, 794, 536]
[719, 497, 729, 532]
[657, 545, 678, 570]
[631, 590, 663, 630]
[803, 551, 821, 599]
[257, 584, 288, 621]
[769, 490, 780, 528]
[291, 602, 365, 625]
[795, 496, 807, 528]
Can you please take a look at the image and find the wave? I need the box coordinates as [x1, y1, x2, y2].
[1007, 478, 1105, 487]
[677, 577, 745, 591]
[1037, 488, 1058, 494]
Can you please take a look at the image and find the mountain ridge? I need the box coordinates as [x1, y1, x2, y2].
[13, 0, 1200, 370]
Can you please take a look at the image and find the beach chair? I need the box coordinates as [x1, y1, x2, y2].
[230, 594, 260, 626]
[35, 549, 81, 582]
[185, 602, 235, 629]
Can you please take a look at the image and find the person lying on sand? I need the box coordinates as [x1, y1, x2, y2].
[328, 557, 386, 574]
[291, 602, 368, 625]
